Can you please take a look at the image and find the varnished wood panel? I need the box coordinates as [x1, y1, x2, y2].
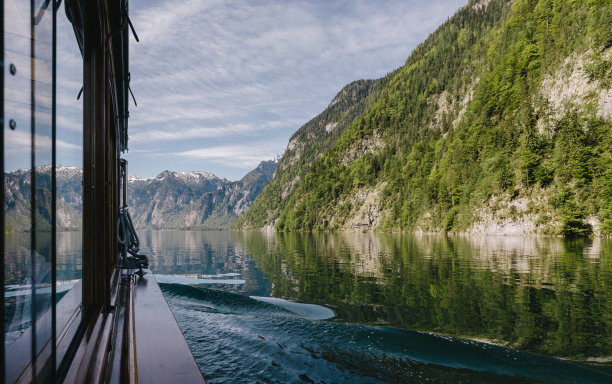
[133, 271, 205, 383]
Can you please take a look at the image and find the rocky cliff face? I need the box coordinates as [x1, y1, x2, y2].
[234, 79, 379, 230]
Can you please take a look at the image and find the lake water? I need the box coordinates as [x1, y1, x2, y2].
[4, 230, 611, 383]
[141, 230, 611, 383]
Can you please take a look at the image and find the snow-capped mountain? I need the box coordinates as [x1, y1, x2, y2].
[4, 166, 83, 231]
[128, 158, 278, 229]
[4, 158, 279, 231]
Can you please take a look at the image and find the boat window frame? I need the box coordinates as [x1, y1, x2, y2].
[1, 1, 72, 381]
[2, 0, 107, 381]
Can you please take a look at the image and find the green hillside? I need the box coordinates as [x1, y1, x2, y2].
[237, 0, 612, 236]
[234, 79, 380, 229]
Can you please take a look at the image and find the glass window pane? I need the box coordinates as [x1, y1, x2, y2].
[4, 0, 55, 378]
[32, 0, 54, 373]
[55, 1, 83, 340]
[4, 0, 34, 351]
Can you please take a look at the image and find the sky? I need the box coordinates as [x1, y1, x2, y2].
[124, 0, 469, 180]
[4, 1, 83, 173]
[5, 0, 468, 180]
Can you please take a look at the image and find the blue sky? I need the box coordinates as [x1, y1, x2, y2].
[123, 0, 468, 180]
[6, 0, 468, 180]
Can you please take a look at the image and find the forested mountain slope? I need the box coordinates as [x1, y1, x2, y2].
[237, 0, 612, 236]
[235, 79, 380, 229]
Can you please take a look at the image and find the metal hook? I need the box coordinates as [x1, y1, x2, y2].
[128, 86, 137, 107]
[127, 15, 139, 42]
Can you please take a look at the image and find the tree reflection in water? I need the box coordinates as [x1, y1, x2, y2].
[237, 232, 611, 361]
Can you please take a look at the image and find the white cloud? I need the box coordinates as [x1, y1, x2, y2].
[113, 0, 467, 178]
[130, 118, 302, 143]
[4, 129, 81, 152]
[0, 0, 467, 178]
[176, 143, 282, 168]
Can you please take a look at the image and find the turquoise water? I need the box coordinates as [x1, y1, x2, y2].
[141, 231, 612, 383]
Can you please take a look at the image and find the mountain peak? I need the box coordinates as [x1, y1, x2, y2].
[8, 165, 82, 179]
[126, 161, 277, 230]
[154, 170, 227, 183]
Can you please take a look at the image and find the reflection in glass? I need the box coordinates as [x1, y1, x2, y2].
[4, 0, 36, 352]
[3, 234, 31, 347]
[4, 0, 83, 353]
[3, 2, 83, 379]
[55, 0, 83, 325]
[31, 0, 54, 366]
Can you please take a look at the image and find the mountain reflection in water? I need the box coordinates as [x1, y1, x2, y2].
[6, 230, 610, 383]
[140, 230, 611, 383]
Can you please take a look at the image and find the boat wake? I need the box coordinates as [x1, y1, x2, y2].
[160, 283, 612, 384]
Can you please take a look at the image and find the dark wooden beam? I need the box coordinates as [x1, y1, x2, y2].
[83, 0, 113, 317]
[82, 0, 99, 317]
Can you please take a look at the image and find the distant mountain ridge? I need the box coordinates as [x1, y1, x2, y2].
[131, 170, 228, 183]
[128, 158, 278, 229]
[4, 165, 83, 232]
[4, 159, 278, 231]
